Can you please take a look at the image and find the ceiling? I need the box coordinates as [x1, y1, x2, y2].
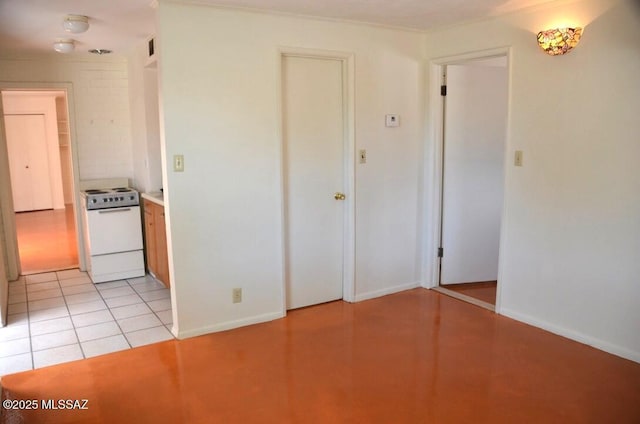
[0, 0, 556, 56]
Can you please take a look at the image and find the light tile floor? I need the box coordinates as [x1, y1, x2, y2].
[1, 270, 174, 376]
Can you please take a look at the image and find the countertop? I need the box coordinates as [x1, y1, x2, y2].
[141, 191, 164, 207]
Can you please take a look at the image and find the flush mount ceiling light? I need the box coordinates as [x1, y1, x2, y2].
[537, 27, 583, 56]
[63, 15, 90, 33]
[53, 39, 75, 53]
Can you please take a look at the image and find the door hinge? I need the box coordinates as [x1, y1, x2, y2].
[437, 247, 443, 258]
[440, 85, 447, 96]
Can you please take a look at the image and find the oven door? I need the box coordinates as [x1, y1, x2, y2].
[85, 206, 143, 256]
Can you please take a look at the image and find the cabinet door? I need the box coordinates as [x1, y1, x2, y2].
[143, 200, 157, 275]
[154, 205, 170, 287]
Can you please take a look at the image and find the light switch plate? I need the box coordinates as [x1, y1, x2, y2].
[173, 154, 184, 172]
[385, 114, 399, 127]
[514, 150, 523, 167]
[359, 149, 367, 164]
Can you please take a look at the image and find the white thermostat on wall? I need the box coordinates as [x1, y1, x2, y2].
[385, 114, 400, 127]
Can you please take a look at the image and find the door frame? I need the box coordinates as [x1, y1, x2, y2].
[277, 47, 356, 314]
[424, 47, 512, 313]
[0, 82, 86, 280]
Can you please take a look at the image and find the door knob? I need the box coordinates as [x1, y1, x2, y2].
[334, 192, 346, 200]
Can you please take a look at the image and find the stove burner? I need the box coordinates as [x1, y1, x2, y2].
[83, 187, 139, 210]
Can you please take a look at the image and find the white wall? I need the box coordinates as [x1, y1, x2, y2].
[0, 55, 133, 181]
[55, 95, 74, 205]
[143, 67, 162, 193]
[0, 229, 7, 326]
[0, 136, 7, 325]
[157, 2, 425, 337]
[128, 41, 163, 193]
[425, 0, 640, 361]
[2, 92, 65, 210]
[0, 96, 18, 281]
[128, 43, 148, 192]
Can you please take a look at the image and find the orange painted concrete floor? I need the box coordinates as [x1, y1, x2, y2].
[442, 281, 497, 305]
[15, 206, 78, 274]
[2, 289, 639, 423]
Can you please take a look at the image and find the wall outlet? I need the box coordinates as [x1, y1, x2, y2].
[232, 288, 242, 304]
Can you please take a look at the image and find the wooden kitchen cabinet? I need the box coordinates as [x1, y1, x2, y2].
[143, 199, 170, 288]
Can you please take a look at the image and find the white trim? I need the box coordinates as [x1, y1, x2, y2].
[342, 50, 356, 304]
[277, 47, 357, 311]
[0, 97, 19, 280]
[423, 47, 512, 316]
[422, 59, 444, 289]
[0, 83, 85, 277]
[501, 308, 640, 364]
[354, 282, 420, 303]
[165, 0, 425, 34]
[494, 49, 514, 314]
[430, 47, 513, 66]
[274, 51, 287, 318]
[174, 311, 285, 339]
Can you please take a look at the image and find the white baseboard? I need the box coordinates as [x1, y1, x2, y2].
[175, 311, 285, 339]
[354, 282, 420, 302]
[173, 282, 420, 339]
[501, 308, 640, 364]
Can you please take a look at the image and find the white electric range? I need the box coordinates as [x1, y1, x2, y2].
[80, 187, 145, 283]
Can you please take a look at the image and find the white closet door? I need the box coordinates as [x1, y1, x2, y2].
[5, 114, 53, 212]
[282, 55, 346, 310]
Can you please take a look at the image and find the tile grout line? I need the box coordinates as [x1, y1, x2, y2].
[139, 278, 174, 337]
[58, 272, 88, 361]
[1, 278, 31, 372]
[124, 278, 174, 342]
[120, 276, 174, 342]
[24, 276, 36, 371]
[93, 279, 135, 350]
[25, 273, 92, 368]
[142, 289, 174, 335]
[4, 271, 175, 373]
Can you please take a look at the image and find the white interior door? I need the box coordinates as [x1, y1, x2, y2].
[440, 60, 508, 285]
[5, 114, 53, 212]
[283, 55, 345, 310]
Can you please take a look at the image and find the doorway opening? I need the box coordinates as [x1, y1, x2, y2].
[429, 51, 509, 311]
[1, 90, 79, 275]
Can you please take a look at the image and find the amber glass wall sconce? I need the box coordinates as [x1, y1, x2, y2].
[537, 27, 583, 55]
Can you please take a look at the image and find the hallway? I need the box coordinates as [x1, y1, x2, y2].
[14, 205, 78, 274]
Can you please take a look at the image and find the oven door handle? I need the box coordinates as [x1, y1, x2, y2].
[98, 208, 132, 214]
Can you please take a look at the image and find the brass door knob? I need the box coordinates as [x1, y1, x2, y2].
[334, 192, 346, 200]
